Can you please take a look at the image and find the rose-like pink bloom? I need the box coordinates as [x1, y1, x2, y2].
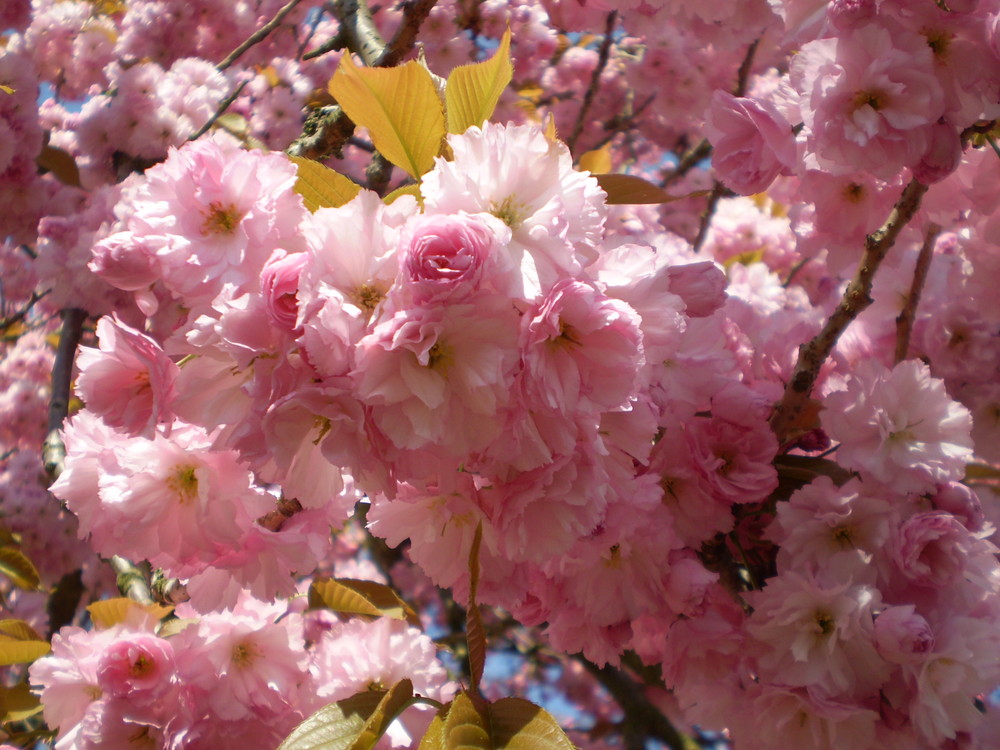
[311, 618, 452, 702]
[791, 23, 945, 178]
[260, 250, 308, 332]
[173, 595, 309, 722]
[89, 231, 161, 292]
[352, 293, 519, 456]
[745, 571, 890, 695]
[96, 633, 176, 702]
[75, 315, 178, 435]
[396, 212, 511, 303]
[912, 121, 962, 185]
[666, 261, 727, 318]
[891, 510, 997, 589]
[521, 279, 644, 416]
[822, 360, 974, 494]
[704, 90, 797, 195]
[768, 477, 893, 582]
[421, 122, 607, 298]
[874, 606, 934, 664]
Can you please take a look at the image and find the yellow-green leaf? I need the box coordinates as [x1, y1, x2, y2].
[0, 546, 42, 590]
[595, 174, 705, 205]
[418, 712, 447, 750]
[489, 698, 575, 750]
[279, 691, 386, 750]
[329, 56, 445, 178]
[0, 85, 13, 95]
[87, 598, 173, 630]
[36, 144, 82, 188]
[349, 679, 413, 750]
[157, 617, 199, 638]
[2, 682, 44, 723]
[577, 144, 612, 175]
[384, 183, 422, 206]
[466, 524, 486, 695]
[289, 156, 362, 211]
[0, 620, 50, 666]
[308, 578, 421, 628]
[445, 28, 512, 134]
[444, 693, 491, 750]
[965, 463, 1000, 481]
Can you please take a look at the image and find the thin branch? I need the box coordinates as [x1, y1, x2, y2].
[110, 556, 154, 606]
[661, 139, 711, 187]
[188, 79, 250, 142]
[297, 3, 329, 58]
[578, 659, 696, 750]
[44, 307, 87, 481]
[894, 222, 940, 364]
[733, 37, 760, 96]
[691, 182, 728, 252]
[302, 28, 346, 60]
[218, 0, 306, 71]
[0, 289, 48, 334]
[566, 11, 618, 155]
[769, 178, 930, 446]
[378, 0, 439, 67]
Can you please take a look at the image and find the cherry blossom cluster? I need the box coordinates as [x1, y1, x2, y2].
[3, 0, 1000, 748]
[29, 592, 452, 748]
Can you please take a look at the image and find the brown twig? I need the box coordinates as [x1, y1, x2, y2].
[894, 222, 940, 364]
[691, 182, 728, 252]
[218, 0, 306, 71]
[0, 289, 48, 334]
[43, 307, 87, 481]
[378, 0, 439, 67]
[769, 178, 930, 446]
[578, 659, 696, 750]
[734, 37, 760, 97]
[365, 151, 394, 195]
[566, 11, 618, 155]
[661, 139, 711, 187]
[188, 79, 250, 142]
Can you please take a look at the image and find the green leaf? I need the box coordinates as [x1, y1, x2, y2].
[36, 143, 82, 188]
[445, 28, 512, 134]
[595, 174, 706, 205]
[1, 682, 44, 723]
[384, 183, 423, 206]
[329, 55, 445, 179]
[0, 620, 50, 666]
[489, 698, 575, 750]
[774, 455, 854, 487]
[419, 713, 446, 750]
[87, 598, 173, 630]
[965, 463, 1000, 481]
[0, 546, 42, 590]
[289, 156, 362, 211]
[0, 85, 14, 95]
[466, 525, 486, 695]
[278, 691, 386, 750]
[349, 680, 413, 750]
[308, 578, 421, 628]
[577, 144, 612, 175]
[444, 693, 491, 750]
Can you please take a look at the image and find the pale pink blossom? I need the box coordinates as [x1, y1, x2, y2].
[75, 315, 178, 435]
[704, 91, 797, 195]
[822, 360, 974, 494]
[874, 606, 934, 665]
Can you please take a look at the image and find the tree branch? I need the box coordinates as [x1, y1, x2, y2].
[110, 556, 154, 606]
[218, 0, 306, 71]
[43, 307, 87, 481]
[578, 659, 697, 750]
[188, 79, 250, 142]
[769, 178, 930, 446]
[894, 222, 940, 364]
[378, 0, 439, 68]
[335, 0, 386, 66]
[566, 11, 618, 155]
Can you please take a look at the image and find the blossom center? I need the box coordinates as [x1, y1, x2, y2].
[852, 90, 887, 112]
[426, 341, 453, 373]
[231, 639, 260, 668]
[167, 464, 199, 505]
[490, 195, 528, 228]
[350, 283, 386, 314]
[201, 201, 243, 235]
